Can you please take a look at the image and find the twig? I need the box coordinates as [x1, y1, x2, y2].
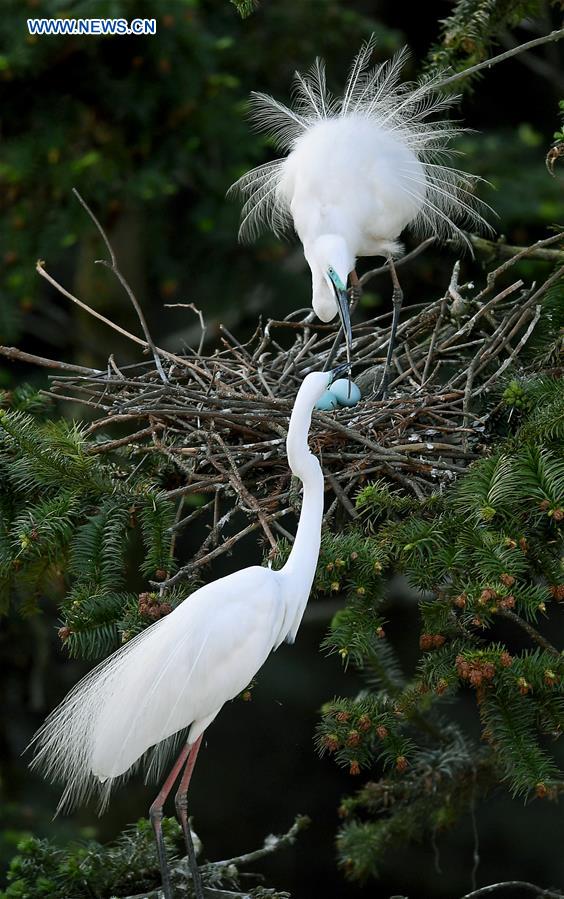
[436, 27, 564, 89]
[122, 815, 307, 899]
[498, 29, 564, 93]
[36, 260, 202, 374]
[0, 345, 103, 375]
[326, 471, 360, 519]
[460, 882, 564, 899]
[359, 237, 436, 287]
[207, 814, 309, 870]
[476, 304, 542, 394]
[480, 233, 564, 296]
[469, 235, 564, 264]
[462, 354, 480, 449]
[72, 188, 168, 383]
[211, 433, 278, 550]
[157, 509, 291, 586]
[438, 280, 524, 352]
[495, 608, 560, 657]
[86, 423, 166, 455]
[422, 291, 448, 385]
[164, 302, 207, 355]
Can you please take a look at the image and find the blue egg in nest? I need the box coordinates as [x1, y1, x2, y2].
[331, 378, 361, 407]
[315, 390, 339, 411]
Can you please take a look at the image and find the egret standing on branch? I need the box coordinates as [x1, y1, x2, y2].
[230, 36, 493, 391]
[29, 366, 348, 899]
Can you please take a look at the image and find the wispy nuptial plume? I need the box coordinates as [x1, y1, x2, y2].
[230, 34, 493, 248]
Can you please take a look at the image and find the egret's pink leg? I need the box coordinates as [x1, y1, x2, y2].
[174, 735, 204, 899]
[149, 742, 191, 899]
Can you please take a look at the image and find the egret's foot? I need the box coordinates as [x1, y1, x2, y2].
[175, 797, 205, 899]
[374, 370, 390, 400]
[149, 806, 174, 899]
[174, 735, 205, 899]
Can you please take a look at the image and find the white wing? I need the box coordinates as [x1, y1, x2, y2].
[30, 566, 284, 812]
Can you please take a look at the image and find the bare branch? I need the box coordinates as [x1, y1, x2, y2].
[72, 188, 169, 383]
[495, 608, 561, 658]
[0, 345, 103, 376]
[469, 235, 564, 264]
[460, 881, 564, 899]
[121, 815, 307, 899]
[436, 27, 564, 89]
[36, 259, 202, 375]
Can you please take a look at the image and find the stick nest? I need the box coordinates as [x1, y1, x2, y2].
[31, 231, 561, 568]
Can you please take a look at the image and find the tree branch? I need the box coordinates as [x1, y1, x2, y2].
[121, 816, 308, 899]
[206, 814, 309, 870]
[495, 608, 561, 658]
[35, 259, 200, 375]
[72, 188, 169, 383]
[469, 235, 564, 265]
[0, 344, 103, 375]
[460, 881, 564, 899]
[359, 237, 436, 288]
[436, 27, 564, 89]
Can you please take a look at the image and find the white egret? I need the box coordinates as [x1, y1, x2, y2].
[29, 365, 348, 899]
[230, 36, 493, 390]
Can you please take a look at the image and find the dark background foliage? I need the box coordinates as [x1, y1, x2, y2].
[0, 1, 563, 897]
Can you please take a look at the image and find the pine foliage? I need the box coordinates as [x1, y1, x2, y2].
[311, 377, 563, 879]
[1, 817, 304, 899]
[0, 401, 177, 656]
[0, 818, 183, 899]
[425, 0, 546, 84]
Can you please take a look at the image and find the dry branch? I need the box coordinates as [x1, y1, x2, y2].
[4, 227, 561, 581]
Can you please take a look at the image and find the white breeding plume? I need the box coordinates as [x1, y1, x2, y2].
[230, 36, 493, 380]
[29, 365, 348, 899]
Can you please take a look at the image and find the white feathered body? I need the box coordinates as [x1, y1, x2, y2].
[30, 371, 329, 815]
[93, 567, 286, 777]
[280, 115, 425, 257]
[279, 115, 426, 320]
[230, 37, 492, 322]
[31, 565, 288, 811]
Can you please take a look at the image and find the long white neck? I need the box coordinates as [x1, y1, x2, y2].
[278, 391, 324, 641]
[281, 463, 324, 585]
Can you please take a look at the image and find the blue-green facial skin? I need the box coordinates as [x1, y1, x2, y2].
[327, 267, 347, 294]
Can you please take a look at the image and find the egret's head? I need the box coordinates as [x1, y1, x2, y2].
[287, 364, 351, 477]
[308, 234, 354, 363]
[300, 363, 352, 406]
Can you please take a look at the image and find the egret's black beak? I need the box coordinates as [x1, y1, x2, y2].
[336, 287, 352, 363]
[327, 269, 353, 364]
[331, 361, 351, 381]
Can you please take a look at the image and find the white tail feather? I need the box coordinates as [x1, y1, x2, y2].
[28, 616, 199, 813]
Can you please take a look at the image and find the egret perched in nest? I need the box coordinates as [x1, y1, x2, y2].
[230, 36, 493, 390]
[29, 365, 348, 899]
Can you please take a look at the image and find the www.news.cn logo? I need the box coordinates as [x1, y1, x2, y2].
[27, 18, 157, 36]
